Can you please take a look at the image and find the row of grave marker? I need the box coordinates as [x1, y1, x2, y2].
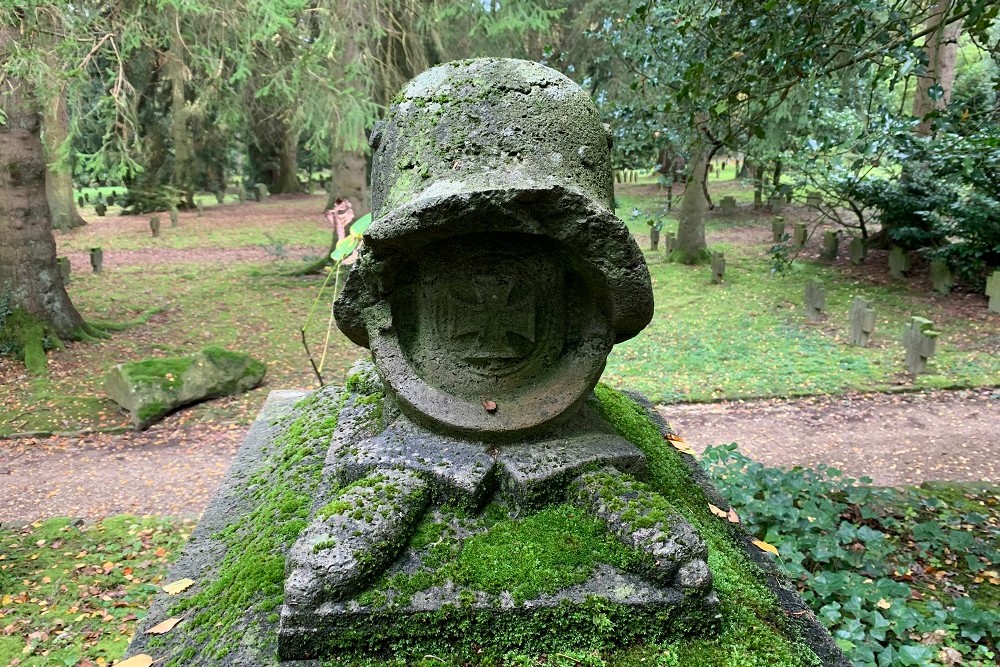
[654, 212, 996, 304]
[805, 280, 940, 374]
[75, 183, 273, 220]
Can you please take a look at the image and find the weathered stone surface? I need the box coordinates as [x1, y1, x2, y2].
[821, 230, 839, 260]
[805, 280, 826, 322]
[848, 237, 866, 265]
[150, 215, 160, 237]
[497, 430, 647, 507]
[711, 251, 725, 284]
[904, 316, 938, 374]
[334, 58, 653, 441]
[169, 206, 179, 227]
[930, 259, 954, 294]
[793, 223, 807, 248]
[889, 245, 910, 278]
[56, 257, 70, 284]
[849, 297, 875, 346]
[649, 226, 660, 250]
[284, 469, 430, 609]
[571, 467, 711, 593]
[663, 230, 677, 254]
[104, 346, 266, 428]
[771, 217, 785, 243]
[987, 271, 1000, 313]
[719, 196, 737, 216]
[89, 247, 103, 273]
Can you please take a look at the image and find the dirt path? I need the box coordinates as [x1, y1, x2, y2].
[1, 388, 997, 523]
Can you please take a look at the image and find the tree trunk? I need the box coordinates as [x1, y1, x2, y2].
[272, 124, 303, 194]
[0, 25, 87, 341]
[325, 144, 369, 215]
[42, 90, 86, 230]
[753, 164, 764, 209]
[166, 15, 195, 207]
[672, 145, 710, 264]
[914, 1, 961, 135]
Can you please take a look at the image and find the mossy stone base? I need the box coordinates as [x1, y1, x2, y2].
[104, 345, 266, 428]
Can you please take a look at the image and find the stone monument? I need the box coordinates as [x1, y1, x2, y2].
[805, 280, 825, 322]
[849, 297, 875, 346]
[888, 245, 910, 278]
[848, 237, 866, 265]
[711, 251, 726, 284]
[719, 195, 737, 216]
[930, 259, 954, 295]
[771, 217, 785, 244]
[821, 230, 839, 260]
[793, 222, 807, 248]
[987, 270, 1000, 313]
[124, 59, 848, 667]
[903, 316, 939, 374]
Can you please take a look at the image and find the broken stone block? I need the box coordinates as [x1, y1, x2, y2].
[104, 346, 266, 429]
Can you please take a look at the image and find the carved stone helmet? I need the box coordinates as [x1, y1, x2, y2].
[335, 58, 653, 441]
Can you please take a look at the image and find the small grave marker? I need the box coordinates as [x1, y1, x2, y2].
[930, 260, 954, 295]
[986, 271, 1000, 313]
[849, 297, 875, 346]
[793, 223, 807, 248]
[719, 196, 737, 216]
[821, 230, 839, 260]
[768, 195, 784, 213]
[805, 192, 822, 208]
[903, 316, 938, 374]
[95, 202, 107, 217]
[215, 190, 225, 204]
[848, 237, 865, 265]
[196, 202, 204, 217]
[255, 183, 269, 201]
[107, 193, 116, 207]
[649, 226, 660, 251]
[83, 192, 90, 203]
[76, 195, 84, 208]
[804, 280, 825, 321]
[237, 189, 245, 203]
[888, 246, 910, 278]
[56, 257, 71, 284]
[90, 247, 103, 273]
[169, 207, 179, 227]
[150, 216, 161, 237]
[711, 251, 725, 284]
[771, 217, 785, 243]
[663, 231, 676, 255]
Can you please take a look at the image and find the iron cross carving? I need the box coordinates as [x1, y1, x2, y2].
[449, 277, 536, 363]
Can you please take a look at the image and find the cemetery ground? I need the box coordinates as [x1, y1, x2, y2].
[1, 179, 998, 665]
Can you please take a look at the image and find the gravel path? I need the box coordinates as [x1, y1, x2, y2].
[1, 388, 997, 523]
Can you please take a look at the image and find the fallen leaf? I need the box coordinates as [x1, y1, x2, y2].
[726, 508, 741, 524]
[708, 504, 727, 519]
[113, 656, 153, 667]
[146, 617, 183, 635]
[666, 433, 695, 456]
[876, 598, 891, 610]
[162, 578, 195, 595]
[752, 539, 779, 556]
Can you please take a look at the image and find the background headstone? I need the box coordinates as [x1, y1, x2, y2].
[83, 192, 90, 203]
[821, 230, 839, 260]
[792, 223, 807, 248]
[771, 217, 785, 243]
[196, 202, 204, 217]
[169, 207, 179, 227]
[215, 190, 225, 204]
[711, 251, 725, 284]
[107, 193, 116, 206]
[848, 237, 866, 265]
[237, 189, 245, 203]
[663, 231, 676, 255]
[95, 202, 107, 217]
[649, 227, 660, 251]
[849, 297, 875, 346]
[89, 247, 103, 273]
[805, 192, 822, 208]
[804, 280, 825, 322]
[930, 260, 954, 295]
[150, 216, 161, 237]
[768, 195, 784, 213]
[255, 183, 269, 202]
[987, 270, 1000, 313]
[903, 316, 938, 374]
[719, 196, 736, 216]
[888, 246, 910, 278]
[56, 257, 71, 284]
[76, 195, 84, 208]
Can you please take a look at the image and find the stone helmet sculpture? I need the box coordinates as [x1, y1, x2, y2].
[335, 58, 653, 441]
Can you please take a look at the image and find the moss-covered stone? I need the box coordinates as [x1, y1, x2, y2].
[103, 345, 266, 428]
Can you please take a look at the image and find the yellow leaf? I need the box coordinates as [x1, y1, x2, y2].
[146, 617, 183, 635]
[114, 655, 154, 667]
[727, 509, 741, 524]
[162, 578, 195, 595]
[664, 433, 695, 455]
[708, 504, 728, 519]
[876, 598, 891, 610]
[752, 539, 779, 556]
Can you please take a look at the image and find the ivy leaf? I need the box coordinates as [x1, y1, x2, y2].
[351, 213, 372, 235]
[331, 236, 360, 262]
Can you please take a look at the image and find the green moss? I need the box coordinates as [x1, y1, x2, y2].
[451, 504, 639, 604]
[166, 387, 351, 665]
[0, 307, 49, 376]
[137, 401, 166, 423]
[122, 356, 194, 390]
